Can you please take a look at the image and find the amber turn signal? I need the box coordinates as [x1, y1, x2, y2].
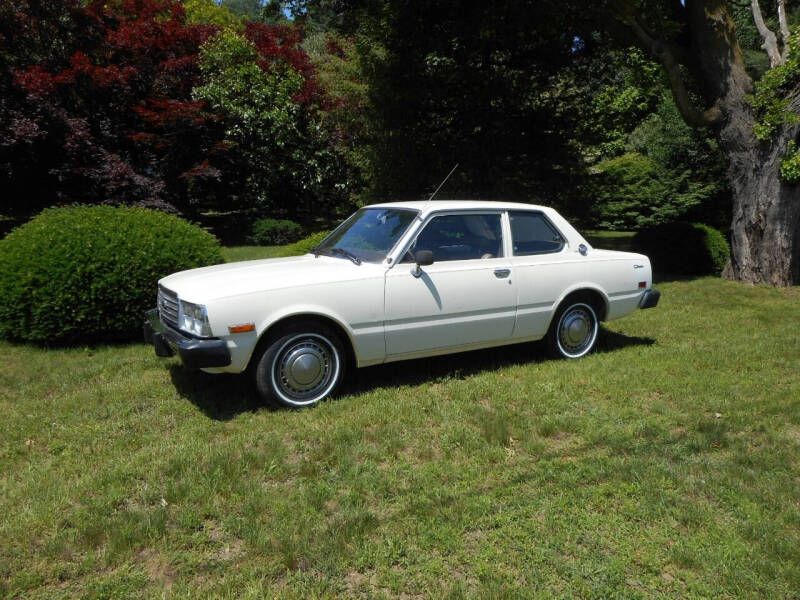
[228, 323, 255, 333]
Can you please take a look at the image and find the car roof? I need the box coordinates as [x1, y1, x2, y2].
[365, 200, 553, 216]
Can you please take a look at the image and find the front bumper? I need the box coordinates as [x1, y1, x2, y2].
[639, 289, 661, 309]
[143, 308, 231, 369]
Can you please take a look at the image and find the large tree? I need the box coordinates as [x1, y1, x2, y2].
[602, 0, 800, 285]
[337, 1, 589, 211]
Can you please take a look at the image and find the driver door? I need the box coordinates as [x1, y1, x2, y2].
[384, 211, 517, 357]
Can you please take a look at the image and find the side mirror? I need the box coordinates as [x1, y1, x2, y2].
[415, 250, 434, 266]
[412, 250, 434, 277]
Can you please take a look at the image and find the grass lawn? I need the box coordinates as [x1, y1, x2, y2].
[1, 248, 799, 598]
[220, 245, 285, 263]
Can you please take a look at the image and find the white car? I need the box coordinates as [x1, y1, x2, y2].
[144, 201, 660, 407]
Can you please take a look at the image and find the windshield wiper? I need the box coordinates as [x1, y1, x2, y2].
[310, 245, 326, 258]
[330, 248, 362, 265]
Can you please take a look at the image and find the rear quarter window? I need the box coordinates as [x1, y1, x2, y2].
[509, 211, 565, 256]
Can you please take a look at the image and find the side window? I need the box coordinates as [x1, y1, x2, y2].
[404, 213, 504, 262]
[509, 211, 565, 256]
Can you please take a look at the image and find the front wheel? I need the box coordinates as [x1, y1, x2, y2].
[253, 322, 346, 408]
[546, 301, 599, 359]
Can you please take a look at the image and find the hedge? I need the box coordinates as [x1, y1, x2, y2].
[0, 206, 223, 345]
[633, 221, 729, 276]
[248, 218, 303, 245]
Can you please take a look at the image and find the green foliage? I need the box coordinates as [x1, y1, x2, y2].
[261, 0, 291, 24]
[194, 29, 303, 210]
[633, 221, 730, 275]
[221, 0, 266, 21]
[780, 140, 800, 183]
[730, 1, 775, 80]
[0, 206, 223, 345]
[749, 30, 800, 140]
[184, 0, 244, 30]
[580, 49, 664, 158]
[194, 29, 348, 221]
[591, 95, 727, 230]
[591, 153, 716, 230]
[277, 230, 331, 256]
[628, 97, 720, 175]
[248, 218, 302, 244]
[306, 33, 375, 204]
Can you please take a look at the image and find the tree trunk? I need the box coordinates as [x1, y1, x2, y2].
[721, 127, 800, 285]
[685, 0, 800, 285]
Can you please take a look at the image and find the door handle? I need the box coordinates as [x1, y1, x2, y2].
[493, 268, 511, 278]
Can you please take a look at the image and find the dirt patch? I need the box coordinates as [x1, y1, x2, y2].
[212, 539, 243, 562]
[344, 569, 426, 599]
[345, 570, 370, 594]
[544, 431, 581, 453]
[203, 520, 244, 562]
[283, 435, 304, 465]
[137, 549, 175, 587]
[463, 528, 486, 552]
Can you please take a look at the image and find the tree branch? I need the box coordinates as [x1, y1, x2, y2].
[751, 0, 782, 67]
[609, 0, 721, 127]
[778, 0, 791, 59]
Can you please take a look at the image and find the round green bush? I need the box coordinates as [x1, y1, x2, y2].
[277, 230, 332, 257]
[0, 206, 224, 345]
[633, 221, 730, 276]
[248, 218, 302, 245]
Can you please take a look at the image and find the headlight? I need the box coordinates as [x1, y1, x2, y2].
[179, 299, 212, 337]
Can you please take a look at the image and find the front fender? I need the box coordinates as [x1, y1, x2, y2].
[257, 304, 356, 350]
[202, 268, 387, 372]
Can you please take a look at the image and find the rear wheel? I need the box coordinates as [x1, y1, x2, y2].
[253, 322, 346, 408]
[546, 301, 599, 359]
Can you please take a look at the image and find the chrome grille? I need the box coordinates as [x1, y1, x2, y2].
[157, 285, 179, 329]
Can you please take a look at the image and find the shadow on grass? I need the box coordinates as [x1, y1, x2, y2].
[168, 364, 268, 421]
[347, 327, 654, 396]
[169, 326, 654, 421]
[595, 327, 655, 353]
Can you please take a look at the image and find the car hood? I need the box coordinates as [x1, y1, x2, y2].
[159, 254, 385, 303]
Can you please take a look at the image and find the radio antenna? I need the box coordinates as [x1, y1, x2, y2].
[427, 163, 459, 202]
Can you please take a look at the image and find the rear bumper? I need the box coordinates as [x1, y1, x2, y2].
[143, 308, 231, 369]
[639, 289, 661, 310]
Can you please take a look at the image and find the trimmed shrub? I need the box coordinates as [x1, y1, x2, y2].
[277, 230, 331, 257]
[248, 218, 303, 245]
[633, 221, 729, 276]
[0, 206, 223, 345]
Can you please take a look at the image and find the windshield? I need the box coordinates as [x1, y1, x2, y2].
[314, 208, 418, 263]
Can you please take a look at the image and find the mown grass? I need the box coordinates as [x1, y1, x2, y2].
[219, 245, 284, 262]
[1, 249, 799, 598]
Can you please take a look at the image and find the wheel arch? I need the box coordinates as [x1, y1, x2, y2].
[551, 286, 609, 325]
[246, 311, 358, 373]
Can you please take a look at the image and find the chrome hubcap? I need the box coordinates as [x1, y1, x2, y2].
[285, 345, 325, 391]
[558, 305, 596, 356]
[273, 335, 338, 403]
